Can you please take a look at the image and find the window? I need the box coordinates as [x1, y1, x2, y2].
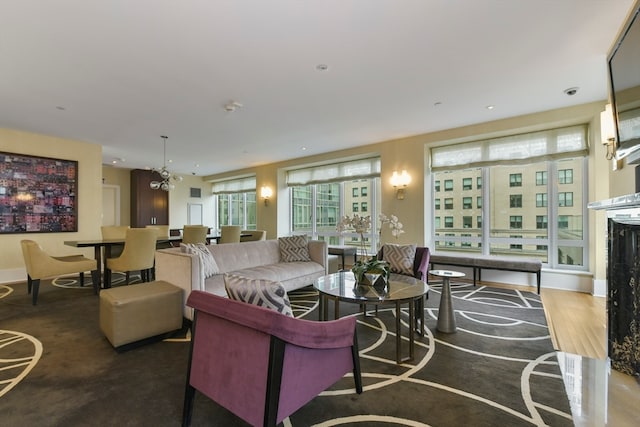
[435, 217, 441, 228]
[444, 179, 453, 191]
[510, 235, 523, 250]
[509, 216, 522, 229]
[536, 193, 547, 207]
[558, 215, 569, 229]
[477, 177, 482, 189]
[510, 194, 522, 208]
[444, 216, 454, 228]
[461, 233, 472, 247]
[352, 188, 358, 197]
[463, 216, 472, 228]
[361, 187, 368, 197]
[361, 202, 368, 212]
[444, 198, 454, 209]
[435, 180, 441, 192]
[213, 176, 257, 230]
[559, 169, 573, 184]
[352, 202, 358, 212]
[536, 215, 548, 229]
[559, 192, 573, 207]
[463, 178, 472, 190]
[435, 199, 441, 210]
[431, 125, 587, 270]
[463, 197, 472, 209]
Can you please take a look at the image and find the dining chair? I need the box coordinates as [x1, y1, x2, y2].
[105, 228, 158, 287]
[219, 225, 241, 244]
[145, 224, 173, 249]
[20, 240, 99, 304]
[182, 225, 209, 244]
[239, 230, 266, 242]
[101, 225, 130, 258]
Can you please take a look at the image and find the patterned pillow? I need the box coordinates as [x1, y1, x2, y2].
[223, 273, 293, 317]
[180, 243, 219, 278]
[383, 244, 416, 276]
[278, 235, 311, 262]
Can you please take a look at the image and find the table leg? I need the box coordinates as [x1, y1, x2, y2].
[318, 294, 325, 321]
[395, 301, 401, 363]
[334, 298, 340, 320]
[93, 246, 102, 289]
[409, 300, 415, 361]
[437, 277, 457, 333]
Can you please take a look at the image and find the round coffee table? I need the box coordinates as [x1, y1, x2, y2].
[429, 269, 465, 333]
[313, 271, 429, 364]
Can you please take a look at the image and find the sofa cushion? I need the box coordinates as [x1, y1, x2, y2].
[383, 243, 416, 275]
[181, 243, 219, 278]
[223, 273, 293, 317]
[278, 235, 311, 262]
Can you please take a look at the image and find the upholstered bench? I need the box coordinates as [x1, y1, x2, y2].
[430, 253, 542, 293]
[99, 280, 183, 349]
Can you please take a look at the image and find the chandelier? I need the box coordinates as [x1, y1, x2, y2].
[150, 136, 183, 191]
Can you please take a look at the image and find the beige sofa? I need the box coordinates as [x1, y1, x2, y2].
[155, 239, 328, 319]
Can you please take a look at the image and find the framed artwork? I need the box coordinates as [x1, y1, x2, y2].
[0, 151, 78, 233]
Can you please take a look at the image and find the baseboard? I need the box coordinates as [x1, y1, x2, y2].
[0, 268, 26, 285]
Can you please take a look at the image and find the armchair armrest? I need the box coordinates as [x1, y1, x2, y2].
[187, 290, 355, 349]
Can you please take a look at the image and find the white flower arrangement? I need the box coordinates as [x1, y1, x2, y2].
[378, 213, 404, 239]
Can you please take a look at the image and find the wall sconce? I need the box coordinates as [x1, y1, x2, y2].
[601, 103, 616, 160]
[390, 170, 411, 200]
[260, 186, 273, 206]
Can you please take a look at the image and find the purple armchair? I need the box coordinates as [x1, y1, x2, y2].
[377, 246, 431, 281]
[182, 290, 363, 427]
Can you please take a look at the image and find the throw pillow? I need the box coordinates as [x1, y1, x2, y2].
[180, 243, 219, 278]
[383, 244, 416, 276]
[223, 273, 293, 317]
[278, 235, 311, 262]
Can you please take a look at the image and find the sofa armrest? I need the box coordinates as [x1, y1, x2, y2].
[155, 248, 202, 320]
[308, 240, 328, 274]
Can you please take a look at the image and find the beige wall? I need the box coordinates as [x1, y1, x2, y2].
[0, 100, 630, 290]
[0, 128, 102, 283]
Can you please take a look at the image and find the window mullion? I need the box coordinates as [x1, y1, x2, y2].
[547, 161, 558, 268]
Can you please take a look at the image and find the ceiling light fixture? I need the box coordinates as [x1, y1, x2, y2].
[224, 101, 243, 112]
[150, 136, 183, 191]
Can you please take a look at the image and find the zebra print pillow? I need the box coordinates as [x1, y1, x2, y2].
[278, 235, 311, 262]
[223, 273, 293, 317]
[383, 244, 416, 276]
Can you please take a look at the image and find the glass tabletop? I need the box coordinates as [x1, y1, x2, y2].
[313, 271, 428, 304]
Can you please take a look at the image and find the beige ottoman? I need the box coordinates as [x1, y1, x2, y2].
[99, 280, 183, 349]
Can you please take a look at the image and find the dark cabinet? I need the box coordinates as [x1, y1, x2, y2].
[130, 169, 168, 227]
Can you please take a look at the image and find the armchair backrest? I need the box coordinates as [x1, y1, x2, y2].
[184, 291, 362, 426]
[100, 225, 130, 240]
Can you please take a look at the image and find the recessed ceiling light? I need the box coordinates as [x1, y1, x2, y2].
[486, 105, 495, 110]
[301, 147, 307, 151]
[434, 101, 442, 107]
[316, 64, 328, 71]
[55, 106, 65, 110]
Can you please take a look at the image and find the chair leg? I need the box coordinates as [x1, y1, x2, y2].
[79, 272, 85, 287]
[27, 275, 33, 294]
[31, 279, 41, 305]
[105, 268, 112, 288]
[125, 271, 130, 285]
[91, 270, 100, 295]
[351, 330, 363, 394]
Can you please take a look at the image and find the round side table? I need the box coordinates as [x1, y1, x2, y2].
[430, 269, 465, 333]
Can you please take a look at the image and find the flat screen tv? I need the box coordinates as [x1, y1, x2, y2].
[609, 3, 640, 162]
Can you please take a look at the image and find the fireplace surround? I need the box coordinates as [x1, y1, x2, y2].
[589, 194, 640, 377]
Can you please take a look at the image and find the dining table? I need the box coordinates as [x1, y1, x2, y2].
[64, 234, 223, 289]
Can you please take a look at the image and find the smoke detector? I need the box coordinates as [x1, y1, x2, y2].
[224, 101, 243, 112]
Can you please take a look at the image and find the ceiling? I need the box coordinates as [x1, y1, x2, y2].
[0, 0, 635, 176]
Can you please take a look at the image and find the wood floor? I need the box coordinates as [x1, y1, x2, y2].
[478, 281, 640, 426]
